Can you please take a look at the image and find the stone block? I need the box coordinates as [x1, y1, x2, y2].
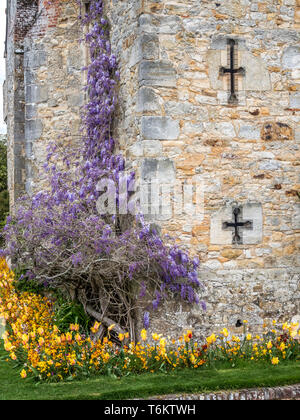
[242, 203, 263, 245]
[67, 93, 84, 107]
[26, 104, 37, 119]
[142, 140, 163, 156]
[139, 14, 181, 34]
[210, 203, 263, 245]
[25, 119, 43, 141]
[259, 160, 281, 171]
[139, 34, 159, 60]
[282, 46, 300, 69]
[139, 60, 177, 87]
[239, 124, 261, 140]
[240, 51, 271, 91]
[25, 84, 48, 104]
[261, 122, 294, 141]
[210, 206, 234, 245]
[25, 49, 47, 69]
[136, 87, 160, 112]
[141, 158, 158, 181]
[295, 127, 300, 143]
[157, 159, 176, 183]
[211, 36, 247, 50]
[292, 204, 300, 229]
[290, 92, 300, 108]
[141, 116, 180, 140]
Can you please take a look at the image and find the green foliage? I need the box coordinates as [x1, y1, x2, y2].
[13, 277, 46, 296]
[53, 297, 91, 334]
[1, 342, 300, 400]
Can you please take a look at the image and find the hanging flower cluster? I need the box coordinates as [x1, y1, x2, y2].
[0, 0, 204, 336]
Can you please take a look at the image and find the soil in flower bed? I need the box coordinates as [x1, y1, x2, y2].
[1, 343, 300, 400]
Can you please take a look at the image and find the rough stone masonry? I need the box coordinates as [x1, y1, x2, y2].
[4, 0, 300, 339]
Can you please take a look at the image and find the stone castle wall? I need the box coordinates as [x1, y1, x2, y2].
[4, 0, 300, 338]
[5, 0, 85, 206]
[106, 0, 300, 337]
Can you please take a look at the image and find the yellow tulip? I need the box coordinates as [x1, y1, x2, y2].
[290, 329, 298, 338]
[141, 329, 147, 341]
[220, 328, 229, 338]
[91, 321, 101, 333]
[38, 337, 44, 346]
[206, 334, 217, 345]
[279, 342, 286, 351]
[267, 341, 273, 350]
[108, 324, 115, 332]
[37, 327, 44, 336]
[152, 333, 161, 341]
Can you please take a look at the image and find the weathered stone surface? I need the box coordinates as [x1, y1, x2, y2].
[210, 206, 235, 245]
[141, 116, 180, 140]
[139, 61, 177, 87]
[157, 159, 176, 183]
[261, 122, 294, 141]
[242, 204, 263, 245]
[141, 158, 157, 181]
[292, 204, 300, 230]
[240, 51, 271, 91]
[290, 93, 300, 108]
[210, 204, 263, 245]
[239, 125, 261, 140]
[136, 87, 160, 113]
[282, 46, 300, 69]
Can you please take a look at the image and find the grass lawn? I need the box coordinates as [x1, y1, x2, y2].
[1, 344, 300, 400]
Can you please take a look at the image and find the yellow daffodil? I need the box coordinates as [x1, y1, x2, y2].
[271, 357, 279, 365]
[20, 369, 27, 379]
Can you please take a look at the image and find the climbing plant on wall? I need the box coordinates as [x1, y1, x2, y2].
[1, 0, 205, 340]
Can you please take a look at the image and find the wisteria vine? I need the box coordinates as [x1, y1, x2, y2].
[1, 0, 205, 339]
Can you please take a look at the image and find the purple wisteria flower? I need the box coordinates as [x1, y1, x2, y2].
[0, 0, 205, 336]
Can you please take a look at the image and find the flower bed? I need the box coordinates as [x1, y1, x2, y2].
[0, 259, 299, 382]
